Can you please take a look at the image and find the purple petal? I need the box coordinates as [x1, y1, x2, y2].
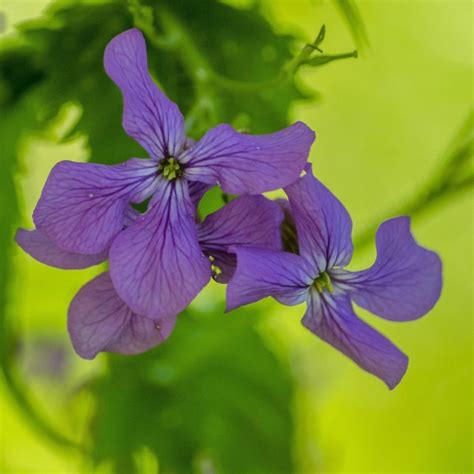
[105, 310, 176, 356]
[104, 28, 185, 158]
[285, 166, 353, 273]
[109, 178, 211, 319]
[276, 198, 299, 254]
[207, 250, 238, 284]
[68, 273, 175, 359]
[123, 205, 141, 228]
[188, 180, 213, 209]
[33, 158, 158, 254]
[303, 292, 408, 389]
[15, 228, 106, 269]
[226, 247, 313, 311]
[198, 195, 284, 283]
[340, 217, 442, 321]
[181, 122, 315, 194]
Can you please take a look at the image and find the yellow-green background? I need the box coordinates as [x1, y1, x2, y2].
[1, 0, 472, 472]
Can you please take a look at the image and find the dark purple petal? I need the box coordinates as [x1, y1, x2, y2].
[181, 122, 315, 194]
[340, 217, 442, 321]
[104, 28, 185, 158]
[207, 250, 237, 284]
[285, 165, 353, 273]
[15, 228, 106, 269]
[188, 181, 213, 209]
[303, 292, 408, 389]
[276, 198, 299, 254]
[33, 159, 158, 254]
[226, 247, 313, 311]
[109, 178, 211, 319]
[198, 195, 284, 283]
[68, 273, 174, 359]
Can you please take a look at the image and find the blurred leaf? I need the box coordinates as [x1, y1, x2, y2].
[0, 90, 85, 454]
[151, 0, 311, 134]
[0, 42, 44, 107]
[16, 1, 143, 165]
[0, 0, 321, 160]
[0, 3, 306, 468]
[0, 46, 44, 317]
[90, 307, 294, 474]
[0, 93, 37, 355]
[0, 1, 355, 470]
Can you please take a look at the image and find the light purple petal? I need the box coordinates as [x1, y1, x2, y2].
[104, 28, 185, 158]
[303, 292, 408, 389]
[15, 228, 106, 269]
[285, 166, 353, 273]
[198, 195, 284, 283]
[181, 122, 315, 194]
[68, 273, 174, 359]
[339, 217, 442, 321]
[226, 247, 314, 311]
[33, 158, 158, 254]
[109, 178, 211, 320]
[105, 310, 176, 356]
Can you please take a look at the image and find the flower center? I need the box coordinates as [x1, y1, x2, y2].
[160, 157, 183, 181]
[312, 271, 334, 294]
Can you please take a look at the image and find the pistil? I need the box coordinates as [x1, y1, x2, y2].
[160, 157, 183, 181]
[313, 271, 334, 294]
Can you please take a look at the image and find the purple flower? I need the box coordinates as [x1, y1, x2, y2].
[17, 195, 284, 358]
[31, 28, 314, 321]
[227, 166, 442, 389]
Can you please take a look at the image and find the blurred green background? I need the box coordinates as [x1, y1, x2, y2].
[0, 0, 472, 473]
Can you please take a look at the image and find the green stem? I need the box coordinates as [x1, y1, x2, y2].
[186, 28, 356, 93]
[353, 175, 472, 249]
[134, 5, 356, 95]
[354, 112, 473, 249]
[154, 7, 214, 91]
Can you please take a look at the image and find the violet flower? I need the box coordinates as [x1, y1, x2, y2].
[227, 166, 442, 388]
[31, 28, 315, 321]
[17, 195, 284, 358]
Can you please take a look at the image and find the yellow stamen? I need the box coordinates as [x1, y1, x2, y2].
[160, 157, 182, 181]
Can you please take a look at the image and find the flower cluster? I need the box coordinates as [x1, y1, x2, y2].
[16, 29, 442, 388]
